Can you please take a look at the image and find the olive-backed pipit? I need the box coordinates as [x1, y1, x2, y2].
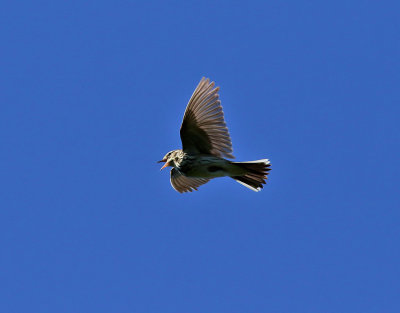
[159, 77, 271, 193]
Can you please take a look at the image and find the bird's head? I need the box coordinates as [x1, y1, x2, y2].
[158, 150, 180, 170]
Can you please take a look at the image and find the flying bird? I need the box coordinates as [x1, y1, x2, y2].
[159, 77, 271, 193]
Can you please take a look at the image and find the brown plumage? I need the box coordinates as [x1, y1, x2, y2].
[180, 78, 234, 159]
[159, 77, 271, 193]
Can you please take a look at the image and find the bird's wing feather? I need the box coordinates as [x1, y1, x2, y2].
[180, 77, 234, 159]
[170, 168, 210, 193]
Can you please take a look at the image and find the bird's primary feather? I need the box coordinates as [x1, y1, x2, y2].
[180, 77, 234, 159]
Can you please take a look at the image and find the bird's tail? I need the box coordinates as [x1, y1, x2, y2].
[230, 159, 271, 192]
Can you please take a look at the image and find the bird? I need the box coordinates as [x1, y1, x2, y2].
[158, 77, 271, 193]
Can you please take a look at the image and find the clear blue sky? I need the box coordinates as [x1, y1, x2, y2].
[1, 1, 399, 312]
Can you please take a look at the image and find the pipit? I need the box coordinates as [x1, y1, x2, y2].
[159, 77, 271, 193]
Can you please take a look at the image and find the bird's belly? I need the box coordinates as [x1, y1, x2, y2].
[185, 164, 228, 178]
[179, 156, 247, 178]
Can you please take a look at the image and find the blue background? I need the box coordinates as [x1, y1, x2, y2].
[1, 1, 399, 312]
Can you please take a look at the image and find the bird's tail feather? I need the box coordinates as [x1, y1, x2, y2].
[231, 159, 271, 192]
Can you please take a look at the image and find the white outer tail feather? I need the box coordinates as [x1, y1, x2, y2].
[235, 180, 262, 192]
[237, 159, 270, 164]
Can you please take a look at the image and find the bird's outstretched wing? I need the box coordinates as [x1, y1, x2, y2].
[180, 77, 234, 159]
[170, 168, 210, 193]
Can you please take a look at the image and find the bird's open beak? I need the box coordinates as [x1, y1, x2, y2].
[160, 162, 170, 170]
[157, 159, 169, 170]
